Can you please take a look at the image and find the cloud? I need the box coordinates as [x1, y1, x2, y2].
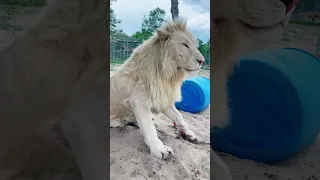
[111, 0, 210, 41]
[182, 0, 210, 12]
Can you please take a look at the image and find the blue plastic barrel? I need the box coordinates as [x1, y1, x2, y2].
[175, 76, 210, 113]
[211, 48, 320, 163]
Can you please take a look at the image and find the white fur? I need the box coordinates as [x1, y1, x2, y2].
[110, 20, 204, 159]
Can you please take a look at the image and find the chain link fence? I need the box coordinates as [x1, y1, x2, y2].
[110, 39, 210, 68]
[110, 39, 140, 63]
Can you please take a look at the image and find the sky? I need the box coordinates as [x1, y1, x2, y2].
[111, 0, 210, 42]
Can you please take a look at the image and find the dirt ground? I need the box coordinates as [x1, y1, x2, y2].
[110, 64, 211, 180]
[1, 3, 320, 180]
[267, 23, 320, 54]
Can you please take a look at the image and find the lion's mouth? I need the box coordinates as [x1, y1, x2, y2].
[185, 68, 199, 72]
[237, 19, 283, 31]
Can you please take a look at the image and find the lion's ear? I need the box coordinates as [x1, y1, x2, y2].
[36, 25, 75, 46]
[157, 29, 171, 41]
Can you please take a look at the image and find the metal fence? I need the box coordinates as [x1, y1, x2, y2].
[110, 39, 140, 62]
[110, 39, 210, 67]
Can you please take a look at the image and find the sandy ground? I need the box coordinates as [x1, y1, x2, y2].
[110, 65, 211, 180]
[2, 3, 320, 179]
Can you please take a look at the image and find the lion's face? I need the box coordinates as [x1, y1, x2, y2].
[167, 31, 205, 77]
[213, 0, 299, 51]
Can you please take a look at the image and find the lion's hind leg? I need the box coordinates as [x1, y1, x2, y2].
[110, 114, 136, 128]
[110, 117, 125, 128]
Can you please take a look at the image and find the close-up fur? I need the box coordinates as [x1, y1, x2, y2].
[211, 0, 298, 179]
[0, 0, 109, 179]
[110, 19, 205, 159]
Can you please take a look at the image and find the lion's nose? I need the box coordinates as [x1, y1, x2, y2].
[197, 59, 204, 66]
[280, 0, 300, 13]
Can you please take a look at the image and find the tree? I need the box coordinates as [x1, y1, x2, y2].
[171, 0, 179, 19]
[132, 29, 153, 43]
[197, 39, 210, 61]
[110, 0, 121, 37]
[142, 7, 166, 33]
[132, 7, 166, 42]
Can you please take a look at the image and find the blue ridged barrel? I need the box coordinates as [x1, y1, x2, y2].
[211, 48, 320, 163]
[175, 76, 210, 113]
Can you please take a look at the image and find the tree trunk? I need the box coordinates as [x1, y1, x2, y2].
[171, 0, 179, 20]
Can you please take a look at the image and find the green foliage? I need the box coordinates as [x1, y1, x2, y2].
[197, 39, 210, 65]
[132, 28, 152, 43]
[110, 7, 121, 37]
[113, 29, 131, 39]
[0, 0, 46, 7]
[141, 7, 166, 33]
[132, 7, 166, 42]
[110, 0, 126, 39]
[198, 39, 210, 57]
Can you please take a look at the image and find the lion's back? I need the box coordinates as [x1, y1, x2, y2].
[110, 63, 138, 121]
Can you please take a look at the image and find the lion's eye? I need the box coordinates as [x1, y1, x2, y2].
[182, 43, 189, 48]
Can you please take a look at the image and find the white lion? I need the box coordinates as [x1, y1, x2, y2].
[211, 0, 299, 179]
[110, 20, 205, 159]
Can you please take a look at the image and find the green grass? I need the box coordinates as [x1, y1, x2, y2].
[110, 60, 124, 65]
[0, 0, 46, 7]
[201, 67, 210, 70]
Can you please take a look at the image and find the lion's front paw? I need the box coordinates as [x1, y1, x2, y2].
[150, 143, 174, 160]
[179, 128, 197, 143]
